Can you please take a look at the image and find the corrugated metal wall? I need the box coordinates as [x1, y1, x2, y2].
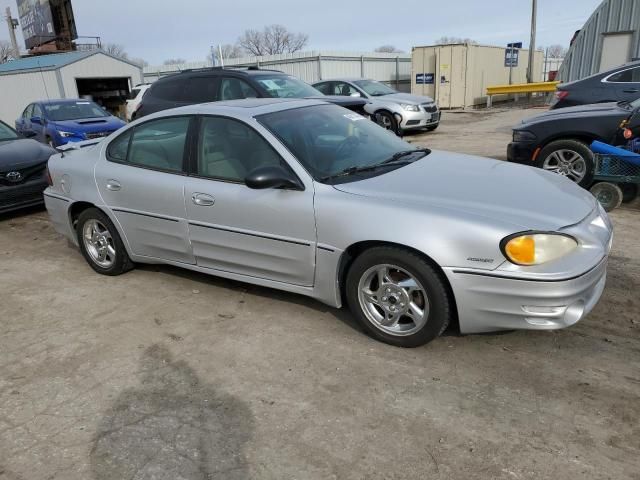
[144, 51, 412, 91]
[558, 0, 640, 81]
[0, 70, 61, 124]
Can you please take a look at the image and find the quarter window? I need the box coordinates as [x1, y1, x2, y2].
[107, 117, 190, 172]
[197, 116, 285, 182]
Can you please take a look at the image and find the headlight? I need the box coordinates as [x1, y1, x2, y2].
[501, 233, 578, 266]
[58, 131, 76, 138]
[512, 130, 536, 142]
[400, 104, 420, 112]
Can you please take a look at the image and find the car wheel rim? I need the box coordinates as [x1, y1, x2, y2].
[379, 115, 393, 130]
[542, 149, 587, 183]
[82, 219, 116, 268]
[357, 264, 429, 336]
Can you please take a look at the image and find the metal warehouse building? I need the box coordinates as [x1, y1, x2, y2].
[559, 0, 640, 82]
[0, 51, 144, 124]
[144, 51, 412, 91]
[411, 43, 544, 109]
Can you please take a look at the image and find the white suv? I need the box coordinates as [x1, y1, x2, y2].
[126, 84, 151, 121]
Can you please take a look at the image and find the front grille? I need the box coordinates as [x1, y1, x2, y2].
[0, 182, 47, 207]
[86, 131, 114, 140]
[421, 103, 438, 113]
[0, 163, 46, 187]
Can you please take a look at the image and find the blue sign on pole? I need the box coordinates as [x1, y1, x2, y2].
[416, 73, 434, 84]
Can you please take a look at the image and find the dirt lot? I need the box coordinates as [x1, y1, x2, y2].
[1, 108, 639, 480]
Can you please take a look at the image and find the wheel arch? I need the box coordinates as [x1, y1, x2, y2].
[537, 133, 601, 153]
[337, 240, 460, 333]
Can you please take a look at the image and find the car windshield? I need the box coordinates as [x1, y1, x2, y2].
[44, 101, 110, 121]
[258, 104, 428, 183]
[353, 79, 397, 96]
[0, 121, 19, 141]
[254, 75, 322, 98]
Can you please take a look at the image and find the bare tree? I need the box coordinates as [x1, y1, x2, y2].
[544, 44, 568, 58]
[163, 58, 187, 65]
[434, 36, 477, 45]
[0, 40, 17, 64]
[374, 45, 404, 53]
[238, 25, 308, 56]
[207, 43, 245, 65]
[130, 57, 149, 67]
[103, 43, 129, 60]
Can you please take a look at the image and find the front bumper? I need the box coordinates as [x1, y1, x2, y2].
[507, 141, 536, 164]
[444, 256, 608, 334]
[400, 110, 440, 130]
[0, 180, 48, 214]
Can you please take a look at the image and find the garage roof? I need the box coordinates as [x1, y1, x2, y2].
[0, 50, 142, 75]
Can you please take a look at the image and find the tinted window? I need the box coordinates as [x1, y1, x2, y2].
[314, 82, 331, 94]
[258, 104, 419, 182]
[129, 88, 141, 99]
[183, 77, 219, 103]
[607, 67, 640, 83]
[107, 130, 131, 162]
[44, 101, 109, 121]
[109, 117, 190, 172]
[197, 116, 284, 182]
[151, 78, 185, 101]
[0, 121, 18, 141]
[32, 104, 43, 118]
[219, 77, 258, 100]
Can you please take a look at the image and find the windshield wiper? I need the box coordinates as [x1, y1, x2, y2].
[320, 148, 430, 182]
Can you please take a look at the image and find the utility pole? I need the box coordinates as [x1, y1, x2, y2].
[526, 0, 537, 83]
[4, 7, 20, 58]
[218, 44, 224, 67]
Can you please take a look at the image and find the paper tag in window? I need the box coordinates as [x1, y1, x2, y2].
[343, 113, 365, 121]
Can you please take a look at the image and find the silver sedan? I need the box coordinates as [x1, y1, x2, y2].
[44, 99, 613, 347]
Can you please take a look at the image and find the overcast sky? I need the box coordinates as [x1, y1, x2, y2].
[0, 0, 602, 65]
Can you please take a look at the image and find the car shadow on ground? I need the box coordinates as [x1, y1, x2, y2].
[89, 344, 254, 480]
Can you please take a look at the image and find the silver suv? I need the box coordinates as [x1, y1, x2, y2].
[313, 78, 440, 134]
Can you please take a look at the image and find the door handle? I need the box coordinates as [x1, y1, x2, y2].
[623, 89, 639, 93]
[106, 180, 121, 191]
[191, 193, 215, 206]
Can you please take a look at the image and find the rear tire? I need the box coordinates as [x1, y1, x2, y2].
[345, 246, 452, 348]
[590, 182, 623, 212]
[620, 183, 639, 203]
[535, 139, 594, 188]
[76, 208, 134, 275]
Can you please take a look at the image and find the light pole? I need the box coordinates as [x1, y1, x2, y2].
[527, 0, 537, 84]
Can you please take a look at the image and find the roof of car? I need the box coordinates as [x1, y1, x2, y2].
[314, 78, 370, 83]
[159, 67, 287, 79]
[31, 98, 97, 105]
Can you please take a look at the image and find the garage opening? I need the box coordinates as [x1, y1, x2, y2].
[76, 77, 131, 120]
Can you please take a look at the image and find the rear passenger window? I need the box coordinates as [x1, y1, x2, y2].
[314, 83, 331, 94]
[607, 67, 640, 83]
[107, 117, 190, 173]
[183, 77, 219, 103]
[151, 78, 184, 101]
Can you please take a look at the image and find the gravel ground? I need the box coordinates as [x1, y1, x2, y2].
[1, 108, 639, 480]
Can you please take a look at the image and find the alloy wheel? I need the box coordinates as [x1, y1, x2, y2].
[357, 264, 430, 336]
[542, 149, 587, 183]
[82, 219, 116, 268]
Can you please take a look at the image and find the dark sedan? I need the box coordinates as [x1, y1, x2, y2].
[508, 98, 640, 188]
[0, 120, 56, 214]
[551, 61, 640, 109]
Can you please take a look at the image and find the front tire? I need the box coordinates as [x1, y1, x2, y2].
[535, 139, 594, 187]
[375, 111, 398, 134]
[76, 208, 134, 275]
[345, 247, 452, 348]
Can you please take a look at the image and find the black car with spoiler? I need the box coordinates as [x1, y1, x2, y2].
[0, 120, 56, 214]
[134, 67, 370, 120]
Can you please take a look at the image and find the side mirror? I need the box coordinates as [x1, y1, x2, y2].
[350, 92, 361, 97]
[31, 116, 42, 125]
[245, 165, 303, 191]
[22, 130, 37, 138]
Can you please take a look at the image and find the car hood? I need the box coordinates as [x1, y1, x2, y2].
[50, 116, 126, 133]
[333, 150, 596, 231]
[373, 92, 435, 105]
[0, 138, 55, 170]
[519, 102, 626, 126]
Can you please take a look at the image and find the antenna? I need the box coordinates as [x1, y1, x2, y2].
[38, 59, 51, 101]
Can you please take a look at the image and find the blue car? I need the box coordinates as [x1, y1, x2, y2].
[15, 99, 126, 147]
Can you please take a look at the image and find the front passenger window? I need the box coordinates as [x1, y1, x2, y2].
[197, 117, 285, 182]
[219, 78, 258, 100]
